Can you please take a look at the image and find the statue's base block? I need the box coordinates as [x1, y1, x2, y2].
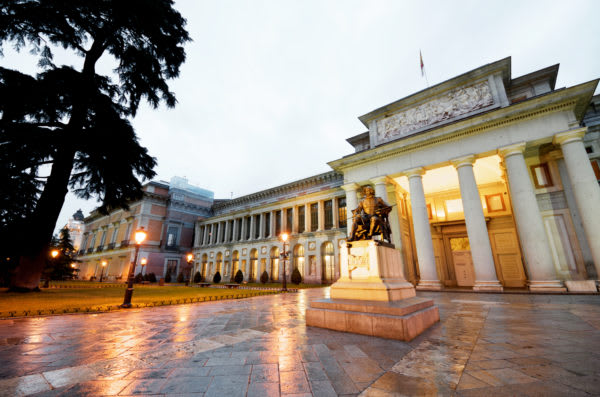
[306, 297, 440, 341]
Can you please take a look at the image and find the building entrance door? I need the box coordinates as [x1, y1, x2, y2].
[449, 236, 475, 287]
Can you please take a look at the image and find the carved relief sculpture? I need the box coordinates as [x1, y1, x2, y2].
[377, 81, 493, 143]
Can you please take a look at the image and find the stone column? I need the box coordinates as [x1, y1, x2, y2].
[232, 219, 239, 242]
[554, 128, 600, 279]
[250, 215, 256, 240]
[341, 183, 359, 238]
[452, 155, 503, 291]
[224, 221, 231, 243]
[498, 143, 565, 291]
[317, 201, 325, 231]
[292, 207, 299, 234]
[406, 168, 442, 290]
[258, 213, 264, 239]
[240, 218, 247, 241]
[332, 197, 339, 228]
[270, 210, 277, 237]
[305, 203, 311, 232]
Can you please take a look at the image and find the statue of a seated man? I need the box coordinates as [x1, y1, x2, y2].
[348, 186, 392, 243]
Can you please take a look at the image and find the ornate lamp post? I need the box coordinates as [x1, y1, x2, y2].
[44, 249, 60, 288]
[186, 253, 194, 285]
[99, 260, 107, 282]
[120, 227, 147, 308]
[280, 233, 290, 292]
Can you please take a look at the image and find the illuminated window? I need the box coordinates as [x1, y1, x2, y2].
[445, 199, 464, 214]
[324, 200, 333, 229]
[337, 197, 347, 228]
[298, 206, 305, 233]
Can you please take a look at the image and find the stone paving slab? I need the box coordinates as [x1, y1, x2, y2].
[0, 289, 599, 396]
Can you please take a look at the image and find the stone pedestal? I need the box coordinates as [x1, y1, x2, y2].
[306, 240, 439, 341]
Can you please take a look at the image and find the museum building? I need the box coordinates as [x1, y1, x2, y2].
[193, 57, 600, 291]
[75, 177, 213, 281]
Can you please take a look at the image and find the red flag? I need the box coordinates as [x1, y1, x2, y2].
[420, 50, 424, 77]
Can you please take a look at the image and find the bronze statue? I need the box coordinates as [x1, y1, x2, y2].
[348, 186, 392, 243]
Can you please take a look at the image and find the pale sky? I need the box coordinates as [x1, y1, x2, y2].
[1, 0, 599, 234]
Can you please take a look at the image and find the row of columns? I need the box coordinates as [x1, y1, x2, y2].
[343, 128, 600, 291]
[199, 198, 344, 246]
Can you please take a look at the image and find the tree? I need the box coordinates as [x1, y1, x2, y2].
[234, 269, 244, 284]
[291, 267, 302, 285]
[213, 271, 221, 284]
[45, 227, 78, 281]
[0, 1, 191, 291]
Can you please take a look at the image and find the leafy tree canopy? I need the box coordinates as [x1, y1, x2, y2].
[0, 0, 191, 290]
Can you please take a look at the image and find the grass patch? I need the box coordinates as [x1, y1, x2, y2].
[0, 285, 279, 318]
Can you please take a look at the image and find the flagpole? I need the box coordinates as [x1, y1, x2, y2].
[420, 50, 429, 87]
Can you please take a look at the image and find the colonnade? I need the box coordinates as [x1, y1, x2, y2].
[342, 128, 600, 291]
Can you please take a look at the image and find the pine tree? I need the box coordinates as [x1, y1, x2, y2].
[0, 1, 191, 291]
[45, 227, 78, 280]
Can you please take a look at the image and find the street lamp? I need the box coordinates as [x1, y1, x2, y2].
[99, 260, 107, 282]
[121, 227, 147, 308]
[186, 253, 194, 285]
[280, 233, 290, 292]
[50, 249, 59, 258]
[44, 249, 60, 288]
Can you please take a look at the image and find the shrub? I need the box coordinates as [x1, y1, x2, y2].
[147, 273, 157, 283]
[213, 271, 221, 283]
[234, 269, 244, 284]
[291, 267, 302, 285]
[165, 272, 172, 283]
[177, 272, 184, 283]
[193, 271, 203, 283]
[134, 272, 144, 283]
[260, 270, 269, 284]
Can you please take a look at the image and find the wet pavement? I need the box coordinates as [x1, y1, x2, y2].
[0, 288, 599, 396]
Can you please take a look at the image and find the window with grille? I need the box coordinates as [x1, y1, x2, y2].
[338, 197, 347, 228]
[275, 210, 282, 236]
[286, 208, 293, 233]
[310, 203, 318, 232]
[324, 200, 333, 229]
[298, 206, 305, 233]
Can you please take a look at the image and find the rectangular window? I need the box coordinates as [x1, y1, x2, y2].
[338, 197, 347, 228]
[124, 223, 132, 243]
[298, 206, 305, 233]
[310, 203, 318, 232]
[228, 220, 233, 242]
[167, 226, 178, 247]
[264, 213, 270, 237]
[254, 215, 261, 239]
[324, 200, 333, 229]
[275, 210, 282, 236]
[591, 159, 600, 180]
[530, 163, 553, 188]
[99, 230, 107, 247]
[485, 193, 506, 212]
[166, 259, 178, 277]
[110, 227, 118, 244]
[219, 222, 225, 242]
[81, 235, 89, 251]
[245, 217, 251, 240]
[286, 208, 293, 233]
[237, 219, 242, 241]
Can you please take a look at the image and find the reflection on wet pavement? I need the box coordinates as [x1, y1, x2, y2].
[0, 288, 598, 396]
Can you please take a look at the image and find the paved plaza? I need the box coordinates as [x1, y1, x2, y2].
[0, 288, 599, 396]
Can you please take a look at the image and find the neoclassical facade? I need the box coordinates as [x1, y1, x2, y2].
[192, 172, 347, 283]
[194, 57, 600, 291]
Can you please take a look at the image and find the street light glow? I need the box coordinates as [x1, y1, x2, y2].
[134, 227, 147, 245]
[101, 260, 107, 267]
[140, 258, 147, 266]
[50, 249, 59, 258]
[187, 253, 193, 262]
[281, 233, 288, 242]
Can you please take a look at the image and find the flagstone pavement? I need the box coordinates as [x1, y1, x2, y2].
[0, 288, 599, 396]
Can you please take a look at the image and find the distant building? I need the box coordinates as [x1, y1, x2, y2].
[195, 57, 600, 291]
[76, 177, 213, 281]
[62, 209, 85, 251]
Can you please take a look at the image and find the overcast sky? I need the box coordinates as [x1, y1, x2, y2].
[2, 0, 599, 233]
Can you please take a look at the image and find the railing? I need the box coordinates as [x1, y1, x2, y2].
[86, 248, 93, 254]
[106, 243, 115, 250]
[96, 246, 104, 252]
[120, 240, 129, 248]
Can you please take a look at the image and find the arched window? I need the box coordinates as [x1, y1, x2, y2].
[321, 242, 335, 283]
[201, 254, 208, 278]
[249, 249, 258, 281]
[293, 244, 305, 276]
[216, 252, 223, 274]
[270, 247, 280, 281]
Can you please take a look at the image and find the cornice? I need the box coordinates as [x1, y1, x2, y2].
[329, 80, 598, 173]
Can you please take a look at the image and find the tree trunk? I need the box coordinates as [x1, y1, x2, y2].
[9, 145, 76, 291]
